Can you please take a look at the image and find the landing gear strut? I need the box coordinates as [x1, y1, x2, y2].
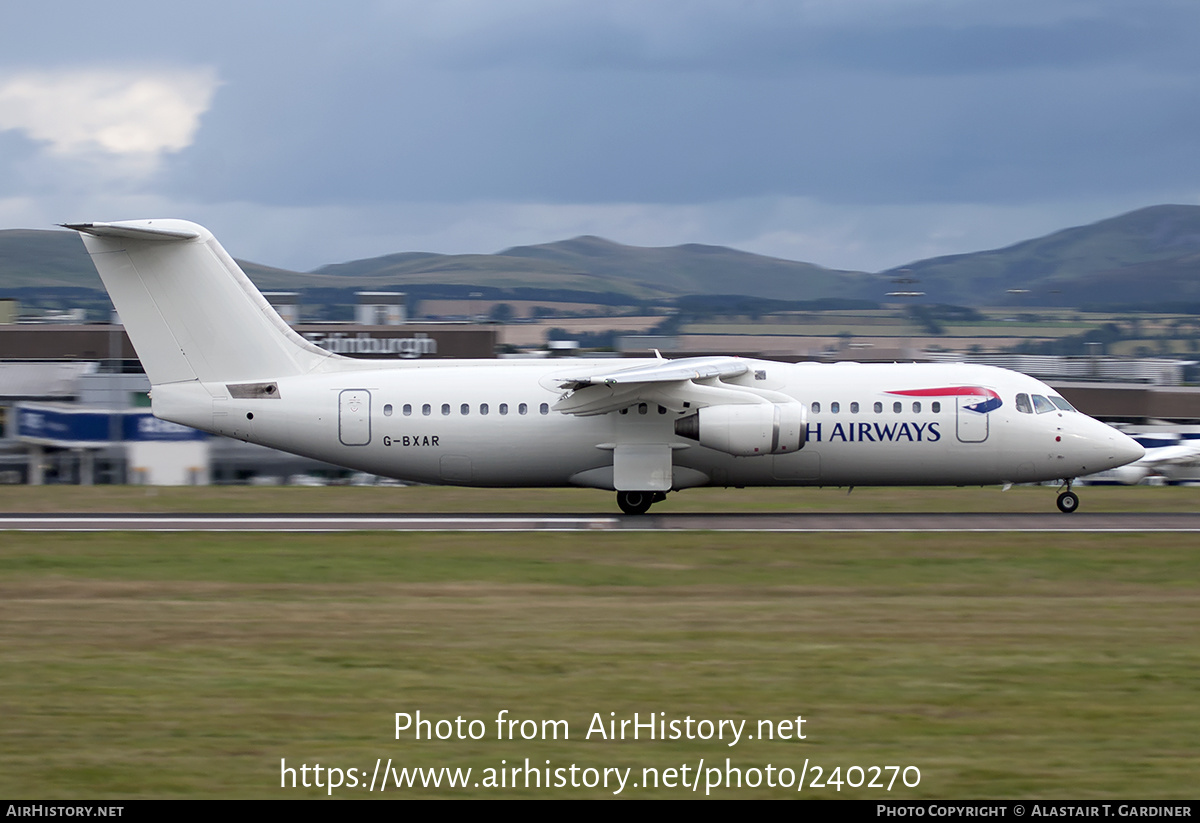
[616, 490, 663, 515]
[1056, 483, 1080, 514]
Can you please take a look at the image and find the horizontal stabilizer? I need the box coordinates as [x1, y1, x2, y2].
[60, 221, 202, 241]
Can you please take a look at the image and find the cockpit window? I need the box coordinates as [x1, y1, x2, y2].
[1050, 396, 1074, 411]
[1015, 393, 1032, 414]
[1032, 394, 1056, 414]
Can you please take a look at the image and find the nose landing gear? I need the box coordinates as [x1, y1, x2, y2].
[1056, 482, 1080, 513]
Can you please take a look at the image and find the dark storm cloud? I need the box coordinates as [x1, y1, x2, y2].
[143, 0, 1200, 208]
[4, 0, 1199, 209]
[3, 1, 1200, 271]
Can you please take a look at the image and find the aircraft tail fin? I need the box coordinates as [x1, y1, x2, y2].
[64, 220, 337, 385]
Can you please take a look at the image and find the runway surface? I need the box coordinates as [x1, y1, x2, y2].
[2, 512, 1198, 531]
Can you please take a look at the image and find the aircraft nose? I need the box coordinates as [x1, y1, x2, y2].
[1112, 431, 1145, 467]
[1072, 420, 1144, 473]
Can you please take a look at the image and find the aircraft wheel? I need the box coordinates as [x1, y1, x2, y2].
[1056, 490, 1080, 513]
[617, 490, 655, 515]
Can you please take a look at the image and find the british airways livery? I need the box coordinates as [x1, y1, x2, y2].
[888, 386, 1004, 415]
[63, 220, 1143, 514]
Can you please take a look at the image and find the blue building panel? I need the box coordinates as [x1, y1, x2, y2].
[17, 404, 207, 445]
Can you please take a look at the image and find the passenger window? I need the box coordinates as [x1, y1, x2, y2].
[812, 402, 821, 414]
[850, 402, 859, 414]
[1050, 396, 1074, 411]
[519, 403, 528, 415]
[441, 404, 450, 416]
[383, 404, 393, 417]
[423, 403, 431, 416]
[499, 403, 508, 415]
[1016, 393, 1032, 414]
[480, 403, 488, 415]
[913, 402, 921, 413]
[461, 403, 470, 415]
[540, 403, 549, 415]
[638, 403, 648, 415]
[932, 402, 941, 413]
[831, 402, 840, 414]
[893, 402, 902, 413]
[1032, 395, 1056, 414]
[403, 404, 412, 416]
[874, 402, 883, 414]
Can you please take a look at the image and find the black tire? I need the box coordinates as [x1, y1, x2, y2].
[617, 490, 654, 515]
[1056, 491, 1080, 513]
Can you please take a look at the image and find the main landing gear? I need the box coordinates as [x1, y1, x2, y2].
[616, 490, 665, 515]
[1056, 482, 1080, 514]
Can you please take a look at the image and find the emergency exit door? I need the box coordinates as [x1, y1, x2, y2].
[339, 389, 371, 446]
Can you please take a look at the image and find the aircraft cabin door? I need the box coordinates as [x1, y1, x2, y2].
[956, 396, 989, 443]
[339, 389, 371, 446]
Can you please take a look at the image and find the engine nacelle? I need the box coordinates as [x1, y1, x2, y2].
[674, 402, 806, 456]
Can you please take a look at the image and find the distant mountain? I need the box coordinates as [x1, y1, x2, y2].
[312, 235, 869, 302]
[496, 236, 868, 301]
[310, 245, 676, 302]
[0, 229, 106, 289]
[877, 205, 1200, 307]
[0, 228, 311, 293]
[4, 206, 1200, 309]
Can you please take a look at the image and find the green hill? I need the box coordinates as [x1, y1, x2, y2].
[0, 229, 106, 289]
[878, 205, 1200, 307]
[312, 236, 868, 302]
[495, 236, 868, 301]
[0, 229, 312, 293]
[4, 206, 1200, 310]
[311, 246, 676, 301]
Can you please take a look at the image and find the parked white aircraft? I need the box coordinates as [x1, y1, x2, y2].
[1082, 432, 1200, 485]
[64, 219, 1143, 514]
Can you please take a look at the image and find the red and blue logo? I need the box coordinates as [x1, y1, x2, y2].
[887, 386, 1003, 414]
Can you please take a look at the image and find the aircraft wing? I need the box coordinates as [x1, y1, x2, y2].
[552, 356, 786, 416]
[1136, 443, 1200, 467]
[556, 355, 750, 390]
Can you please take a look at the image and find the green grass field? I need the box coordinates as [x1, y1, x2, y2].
[0, 483, 1197, 514]
[1, 487, 1197, 798]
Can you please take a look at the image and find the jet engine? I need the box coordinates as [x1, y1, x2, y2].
[674, 402, 806, 456]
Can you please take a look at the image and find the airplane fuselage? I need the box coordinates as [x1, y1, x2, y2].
[151, 358, 1136, 491]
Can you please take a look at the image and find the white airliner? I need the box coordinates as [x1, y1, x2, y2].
[1083, 433, 1200, 485]
[64, 219, 1144, 514]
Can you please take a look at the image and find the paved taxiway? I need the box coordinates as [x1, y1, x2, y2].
[2, 512, 1198, 531]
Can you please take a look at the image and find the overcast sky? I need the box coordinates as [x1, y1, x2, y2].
[1, 0, 1198, 273]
